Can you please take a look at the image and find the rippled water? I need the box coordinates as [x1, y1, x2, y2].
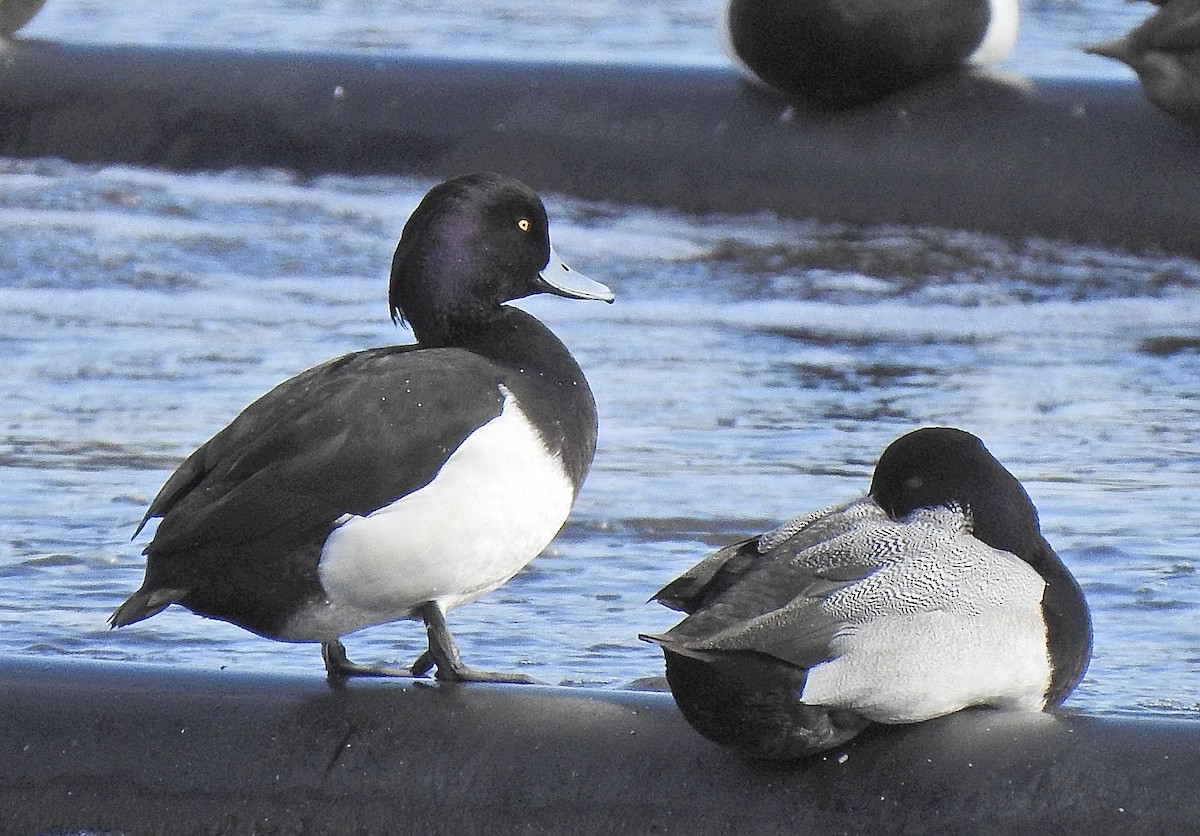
[2, 1, 1199, 718]
[1, 159, 1198, 718]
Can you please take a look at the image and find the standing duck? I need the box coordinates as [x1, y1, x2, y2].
[644, 427, 1091, 759]
[112, 172, 614, 683]
[1086, 0, 1200, 129]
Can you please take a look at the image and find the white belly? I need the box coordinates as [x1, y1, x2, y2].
[799, 526, 1053, 722]
[801, 607, 1052, 723]
[284, 391, 575, 640]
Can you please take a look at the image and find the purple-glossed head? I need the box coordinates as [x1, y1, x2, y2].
[388, 173, 613, 345]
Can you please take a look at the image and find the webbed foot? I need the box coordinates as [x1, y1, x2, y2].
[419, 602, 542, 684]
[322, 639, 413, 681]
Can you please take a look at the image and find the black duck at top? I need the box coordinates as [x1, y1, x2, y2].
[644, 427, 1091, 759]
[724, 0, 1020, 106]
[111, 172, 615, 683]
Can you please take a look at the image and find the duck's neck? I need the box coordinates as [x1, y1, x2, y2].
[1036, 542, 1092, 707]
[416, 306, 561, 366]
[430, 305, 598, 493]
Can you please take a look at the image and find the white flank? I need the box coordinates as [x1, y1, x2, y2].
[285, 388, 575, 640]
[802, 607, 1051, 723]
[970, 0, 1021, 65]
[799, 509, 1052, 722]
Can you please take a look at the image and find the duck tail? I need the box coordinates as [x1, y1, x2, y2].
[1084, 37, 1133, 63]
[109, 587, 189, 628]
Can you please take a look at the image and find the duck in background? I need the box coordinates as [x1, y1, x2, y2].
[0, 0, 46, 37]
[1086, 0, 1200, 129]
[723, 0, 1020, 107]
[111, 172, 614, 684]
[643, 427, 1091, 760]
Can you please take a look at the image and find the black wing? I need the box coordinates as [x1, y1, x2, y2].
[646, 498, 885, 669]
[140, 344, 506, 560]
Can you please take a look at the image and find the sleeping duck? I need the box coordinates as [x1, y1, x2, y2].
[643, 427, 1091, 759]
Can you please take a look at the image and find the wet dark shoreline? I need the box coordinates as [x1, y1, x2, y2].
[0, 42, 1197, 257]
[6, 656, 1200, 835]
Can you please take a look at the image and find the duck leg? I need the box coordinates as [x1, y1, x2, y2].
[418, 601, 540, 684]
[409, 649, 436, 677]
[321, 639, 413, 681]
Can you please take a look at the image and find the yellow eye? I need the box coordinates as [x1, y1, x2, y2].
[517, 218, 531, 232]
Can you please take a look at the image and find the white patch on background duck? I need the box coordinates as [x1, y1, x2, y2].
[285, 387, 575, 640]
[970, 0, 1021, 65]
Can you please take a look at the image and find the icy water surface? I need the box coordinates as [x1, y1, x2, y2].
[1, 160, 1198, 718]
